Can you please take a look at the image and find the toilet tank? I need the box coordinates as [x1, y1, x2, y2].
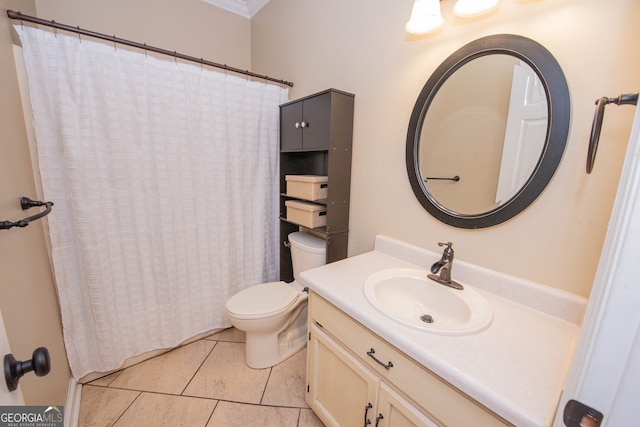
[288, 232, 327, 280]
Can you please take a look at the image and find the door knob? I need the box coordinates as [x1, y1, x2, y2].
[4, 347, 50, 391]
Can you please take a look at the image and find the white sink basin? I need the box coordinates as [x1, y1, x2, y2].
[363, 268, 492, 335]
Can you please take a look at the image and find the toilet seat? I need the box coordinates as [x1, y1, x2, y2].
[225, 281, 301, 320]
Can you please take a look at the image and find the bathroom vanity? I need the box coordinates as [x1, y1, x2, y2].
[300, 236, 586, 427]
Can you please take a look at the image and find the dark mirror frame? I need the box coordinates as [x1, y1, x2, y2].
[406, 34, 570, 229]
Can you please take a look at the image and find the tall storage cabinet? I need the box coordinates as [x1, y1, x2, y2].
[279, 89, 355, 282]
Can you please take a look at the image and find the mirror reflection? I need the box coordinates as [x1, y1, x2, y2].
[420, 55, 548, 215]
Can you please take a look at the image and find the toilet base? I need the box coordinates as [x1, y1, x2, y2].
[245, 304, 308, 369]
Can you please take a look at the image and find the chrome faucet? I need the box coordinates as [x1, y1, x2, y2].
[428, 242, 463, 290]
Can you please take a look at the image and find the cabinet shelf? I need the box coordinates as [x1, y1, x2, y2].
[280, 148, 329, 154]
[279, 217, 349, 236]
[279, 217, 327, 234]
[280, 193, 328, 206]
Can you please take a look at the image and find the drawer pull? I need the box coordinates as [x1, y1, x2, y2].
[364, 402, 373, 426]
[367, 348, 394, 370]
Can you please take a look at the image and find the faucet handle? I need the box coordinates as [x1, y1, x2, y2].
[437, 242, 454, 258]
[438, 242, 453, 249]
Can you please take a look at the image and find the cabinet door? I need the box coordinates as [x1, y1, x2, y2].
[307, 324, 379, 427]
[280, 93, 331, 151]
[375, 383, 440, 427]
[300, 93, 331, 151]
[281, 100, 303, 151]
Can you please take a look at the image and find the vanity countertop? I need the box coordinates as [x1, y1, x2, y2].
[299, 235, 586, 427]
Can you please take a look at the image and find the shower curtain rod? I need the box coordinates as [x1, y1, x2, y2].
[6, 10, 294, 87]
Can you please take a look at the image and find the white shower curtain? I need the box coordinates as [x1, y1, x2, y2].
[16, 25, 288, 379]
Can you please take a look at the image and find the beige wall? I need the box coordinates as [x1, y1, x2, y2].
[35, 0, 252, 69]
[0, 0, 252, 405]
[251, 0, 640, 298]
[0, 0, 70, 405]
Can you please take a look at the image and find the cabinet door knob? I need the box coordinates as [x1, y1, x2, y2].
[295, 122, 300, 128]
[300, 121, 308, 128]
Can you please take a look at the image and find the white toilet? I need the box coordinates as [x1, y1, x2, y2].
[224, 231, 326, 369]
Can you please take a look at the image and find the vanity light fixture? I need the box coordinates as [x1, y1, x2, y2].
[405, 0, 444, 35]
[406, 0, 500, 35]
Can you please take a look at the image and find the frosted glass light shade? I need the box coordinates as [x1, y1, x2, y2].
[405, 0, 444, 35]
[453, 0, 500, 18]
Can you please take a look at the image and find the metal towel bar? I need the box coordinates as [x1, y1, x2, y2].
[0, 197, 54, 230]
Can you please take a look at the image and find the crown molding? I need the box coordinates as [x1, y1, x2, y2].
[201, 0, 271, 19]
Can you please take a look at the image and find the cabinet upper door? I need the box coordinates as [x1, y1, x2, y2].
[300, 93, 331, 151]
[281, 100, 303, 151]
[280, 92, 332, 152]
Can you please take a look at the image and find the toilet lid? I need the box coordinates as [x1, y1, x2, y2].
[225, 281, 300, 319]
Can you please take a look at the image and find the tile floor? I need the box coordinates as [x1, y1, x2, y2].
[78, 328, 325, 427]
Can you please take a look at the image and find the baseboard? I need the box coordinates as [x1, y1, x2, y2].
[64, 378, 82, 427]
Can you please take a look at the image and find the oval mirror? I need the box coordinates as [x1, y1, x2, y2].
[406, 34, 570, 228]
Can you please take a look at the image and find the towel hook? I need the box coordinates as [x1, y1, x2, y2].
[587, 92, 638, 174]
